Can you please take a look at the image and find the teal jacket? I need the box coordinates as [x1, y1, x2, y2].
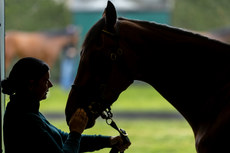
[4, 95, 111, 153]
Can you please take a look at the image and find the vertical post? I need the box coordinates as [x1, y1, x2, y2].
[0, 0, 5, 152]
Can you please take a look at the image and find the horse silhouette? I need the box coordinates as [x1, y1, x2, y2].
[66, 1, 230, 152]
[5, 26, 78, 69]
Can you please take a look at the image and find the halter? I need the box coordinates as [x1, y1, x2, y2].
[70, 85, 130, 153]
[101, 22, 131, 153]
[102, 29, 117, 37]
[72, 21, 131, 152]
[101, 20, 123, 61]
[101, 107, 130, 153]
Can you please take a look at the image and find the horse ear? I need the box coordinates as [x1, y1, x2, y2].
[103, 1, 117, 31]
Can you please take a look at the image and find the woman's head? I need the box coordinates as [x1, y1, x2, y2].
[1, 57, 52, 100]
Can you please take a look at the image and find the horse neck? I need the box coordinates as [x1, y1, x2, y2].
[118, 19, 230, 133]
[118, 19, 191, 81]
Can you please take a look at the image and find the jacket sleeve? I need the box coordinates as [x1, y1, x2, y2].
[62, 132, 82, 153]
[21, 113, 82, 153]
[55, 126, 82, 153]
[55, 127, 112, 152]
[79, 135, 111, 152]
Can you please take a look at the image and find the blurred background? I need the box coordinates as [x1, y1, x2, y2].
[4, 0, 230, 152]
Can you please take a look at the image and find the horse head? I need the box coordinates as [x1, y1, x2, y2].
[65, 1, 134, 128]
[64, 1, 230, 152]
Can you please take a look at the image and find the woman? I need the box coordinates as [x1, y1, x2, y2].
[1, 57, 130, 153]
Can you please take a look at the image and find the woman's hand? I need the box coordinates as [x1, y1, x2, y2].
[110, 136, 131, 152]
[69, 108, 88, 134]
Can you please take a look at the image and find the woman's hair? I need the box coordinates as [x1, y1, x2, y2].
[1, 57, 50, 95]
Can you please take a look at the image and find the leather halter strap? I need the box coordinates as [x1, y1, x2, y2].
[102, 19, 120, 37]
[71, 20, 133, 119]
[101, 21, 134, 81]
[102, 29, 117, 37]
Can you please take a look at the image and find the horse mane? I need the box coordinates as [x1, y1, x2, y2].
[118, 17, 200, 36]
[117, 17, 229, 46]
[82, 16, 229, 54]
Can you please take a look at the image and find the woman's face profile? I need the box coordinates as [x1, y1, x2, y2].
[30, 71, 53, 101]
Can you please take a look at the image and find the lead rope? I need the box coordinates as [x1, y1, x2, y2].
[101, 108, 131, 153]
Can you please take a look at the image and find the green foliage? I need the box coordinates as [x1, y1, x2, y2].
[5, 0, 72, 31]
[6, 0, 230, 31]
[173, 0, 230, 30]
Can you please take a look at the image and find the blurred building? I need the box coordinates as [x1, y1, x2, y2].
[66, 0, 174, 41]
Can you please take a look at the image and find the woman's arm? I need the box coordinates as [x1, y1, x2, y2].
[79, 134, 111, 152]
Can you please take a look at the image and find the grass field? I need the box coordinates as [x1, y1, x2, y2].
[50, 119, 196, 153]
[4, 82, 196, 152]
[33, 82, 197, 153]
[39, 81, 177, 113]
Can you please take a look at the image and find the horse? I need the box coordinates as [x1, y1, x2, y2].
[5, 26, 78, 69]
[65, 1, 230, 153]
